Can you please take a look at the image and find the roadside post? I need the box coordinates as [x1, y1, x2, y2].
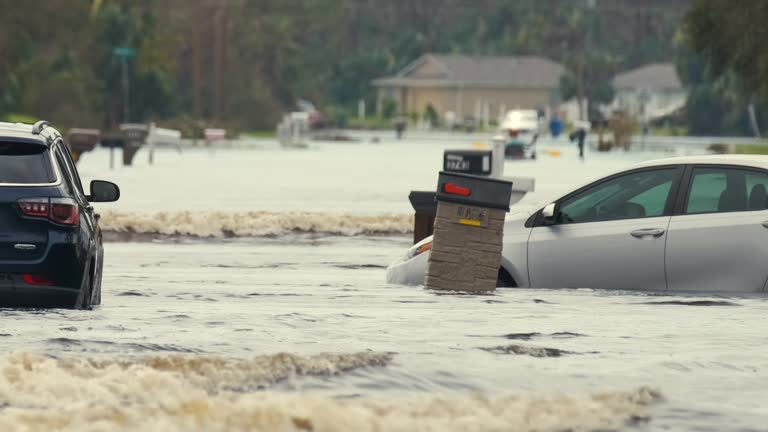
[491, 135, 506, 178]
[425, 172, 512, 293]
[100, 134, 125, 170]
[65, 128, 101, 163]
[119, 123, 149, 166]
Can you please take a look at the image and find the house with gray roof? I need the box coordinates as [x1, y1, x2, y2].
[373, 54, 565, 124]
[610, 63, 686, 121]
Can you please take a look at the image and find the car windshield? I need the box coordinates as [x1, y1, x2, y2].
[0, 142, 55, 184]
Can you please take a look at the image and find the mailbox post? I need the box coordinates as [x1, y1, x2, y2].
[119, 123, 149, 166]
[425, 171, 512, 293]
[100, 135, 126, 170]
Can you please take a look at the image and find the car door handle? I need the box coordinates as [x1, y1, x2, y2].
[630, 228, 665, 238]
[763, 221, 768, 229]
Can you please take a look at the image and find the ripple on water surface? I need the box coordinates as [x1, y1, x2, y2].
[0, 351, 660, 432]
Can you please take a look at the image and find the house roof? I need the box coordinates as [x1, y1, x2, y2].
[613, 63, 682, 90]
[374, 54, 565, 89]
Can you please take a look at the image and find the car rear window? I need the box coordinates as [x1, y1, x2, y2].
[0, 142, 56, 184]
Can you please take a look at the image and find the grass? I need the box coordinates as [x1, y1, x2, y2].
[650, 125, 688, 136]
[242, 130, 276, 138]
[2, 113, 37, 124]
[734, 144, 768, 155]
[347, 117, 394, 130]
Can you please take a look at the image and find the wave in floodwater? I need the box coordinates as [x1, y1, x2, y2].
[99, 210, 413, 239]
[0, 351, 661, 432]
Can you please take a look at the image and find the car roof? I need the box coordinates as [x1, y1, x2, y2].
[631, 154, 768, 170]
[543, 154, 768, 206]
[0, 122, 56, 147]
[0, 122, 35, 134]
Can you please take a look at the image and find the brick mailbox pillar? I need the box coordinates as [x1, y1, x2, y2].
[425, 172, 513, 293]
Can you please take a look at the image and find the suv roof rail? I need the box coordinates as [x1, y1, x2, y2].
[31, 120, 51, 135]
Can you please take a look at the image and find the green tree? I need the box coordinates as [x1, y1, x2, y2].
[686, 0, 768, 101]
[683, 1, 768, 135]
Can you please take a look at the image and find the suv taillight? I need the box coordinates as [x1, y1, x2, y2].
[18, 198, 79, 226]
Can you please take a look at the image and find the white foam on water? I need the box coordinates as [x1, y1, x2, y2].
[99, 210, 413, 238]
[0, 352, 661, 432]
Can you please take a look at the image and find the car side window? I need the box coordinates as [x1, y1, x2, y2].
[628, 181, 672, 217]
[557, 168, 676, 224]
[57, 142, 85, 195]
[53, 147, 74, 192]
[746, 172, 768, 210]
[686, 167, 768, 214]
[53, 145, 84, 200]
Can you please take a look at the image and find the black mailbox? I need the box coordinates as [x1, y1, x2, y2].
[443, 150, 492, 176]
[100, 136, 125, 148]
[435, 171, 513, 211]
[66, 128, 101, 163]
[408, 191, 437, 215]
[120, 124, 149, 142]
[408, 191, 437, 244]
[119, 124, 149, 166]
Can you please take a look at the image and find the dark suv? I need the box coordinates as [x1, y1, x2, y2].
[0, 121, 119, 309]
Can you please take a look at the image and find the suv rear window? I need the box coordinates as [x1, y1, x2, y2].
[0, 142, 56, 184]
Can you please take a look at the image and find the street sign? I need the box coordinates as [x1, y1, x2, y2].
[113, 47, 136, 57]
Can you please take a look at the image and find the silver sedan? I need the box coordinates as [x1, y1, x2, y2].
[387, 155, 768, 292]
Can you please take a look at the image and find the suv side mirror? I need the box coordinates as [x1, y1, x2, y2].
[88, 180, 120, 202]
[542, 202, 557, 225]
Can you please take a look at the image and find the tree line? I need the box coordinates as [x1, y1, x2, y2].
[3, 0, 752, 136]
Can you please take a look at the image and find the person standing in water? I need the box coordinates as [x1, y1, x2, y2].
[394, 116, 407, 139]
[569, 121, 589, 160]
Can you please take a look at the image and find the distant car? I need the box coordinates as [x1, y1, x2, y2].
[503, 131, 538, 160]
[388, 155, 768, 293]
[500, 109, 541, 132]
[500, 110, 543, 160]
[0, 121, 120, 309]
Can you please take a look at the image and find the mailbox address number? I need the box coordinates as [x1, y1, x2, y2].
[456, 205, 489, 227]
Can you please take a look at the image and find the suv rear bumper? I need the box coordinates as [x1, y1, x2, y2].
[0, 283, 78, 307]
[0, 230, 86, 307]
[0, 231, 86, 289]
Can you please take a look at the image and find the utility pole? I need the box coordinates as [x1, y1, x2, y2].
[121, 56, 129, 123]
[199, 0, 242, 122]
[193, 3, 204, 118]
[582, 0, 597, 121]
[212, 3, 225, 122]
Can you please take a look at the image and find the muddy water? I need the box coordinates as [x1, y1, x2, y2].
[1, 139, 765, 431]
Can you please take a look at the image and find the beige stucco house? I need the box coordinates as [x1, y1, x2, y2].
[610, 63, 686, 121]
[373, 54, 565, 122]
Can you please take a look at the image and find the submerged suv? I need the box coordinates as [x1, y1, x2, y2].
[0, 121, 119, 309]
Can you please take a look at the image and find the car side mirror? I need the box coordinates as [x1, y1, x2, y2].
[88, 180, 120, 202]
[542, 202, 557, 225]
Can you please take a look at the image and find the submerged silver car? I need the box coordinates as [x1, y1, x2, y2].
[387, 155, 768, 292]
